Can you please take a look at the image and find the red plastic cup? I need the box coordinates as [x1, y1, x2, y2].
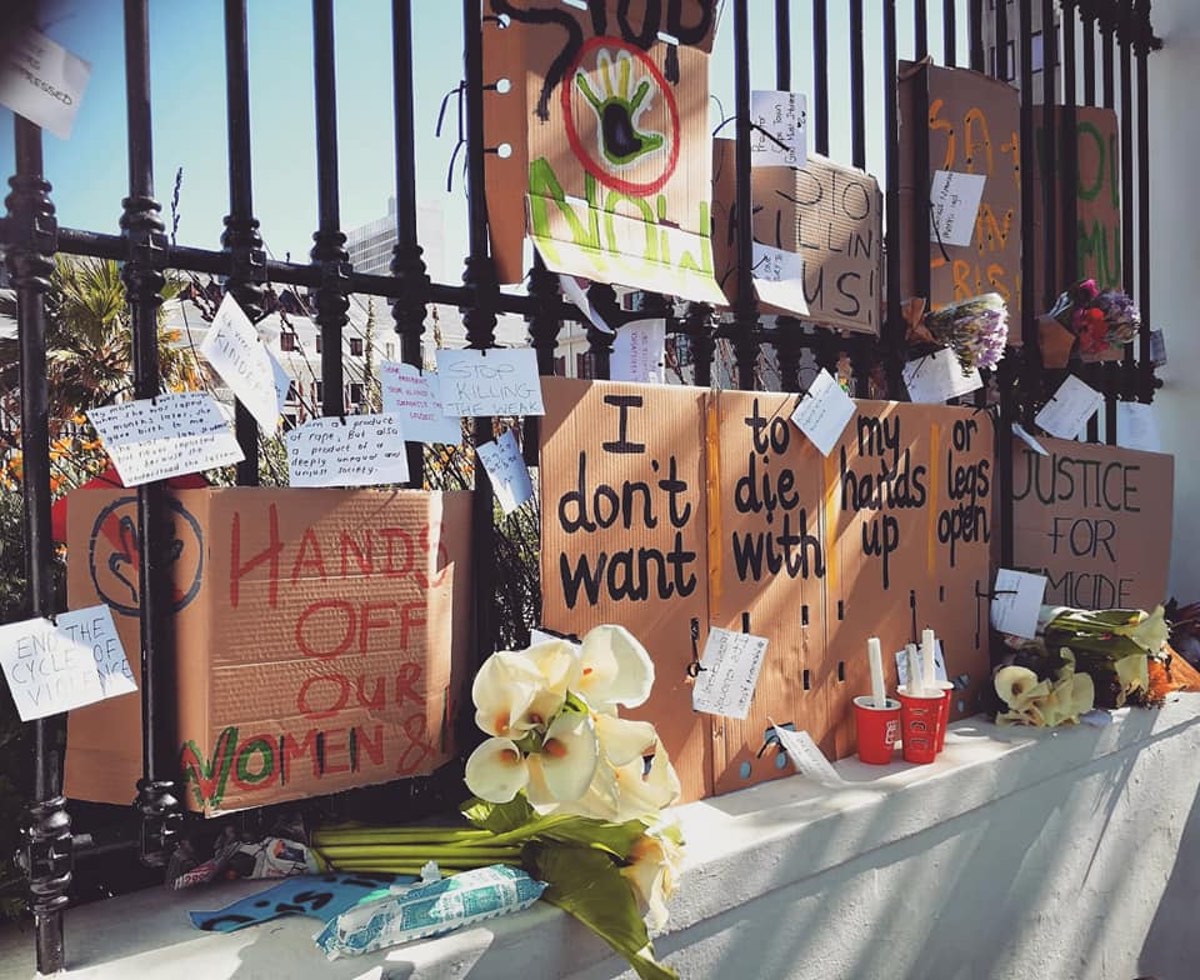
[852, 695, 902, 765]
[932, 682, 955, 753]
[896, 686, 946, 764]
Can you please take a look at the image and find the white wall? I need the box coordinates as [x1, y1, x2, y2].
[1150, 0, 1200, 601]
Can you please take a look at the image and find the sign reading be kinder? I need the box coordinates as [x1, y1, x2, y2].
[65, 488, 472, 815]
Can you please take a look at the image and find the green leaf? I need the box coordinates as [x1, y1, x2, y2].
[537, 816, 649, 861]
[531, 844, 678, 980]
[461, 795, 537, 834]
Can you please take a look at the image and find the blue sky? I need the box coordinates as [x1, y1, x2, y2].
[1, 1, 958, 284]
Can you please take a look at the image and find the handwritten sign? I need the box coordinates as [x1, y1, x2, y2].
[770, 723, 843, 785]
[286, 415, 409, 487]
[902, 348, 983, 403]
[790, 368, 855, 457]
[1035, 375, 1104, 441]
[1115, 402, 1162, 454]
[87, 392, 244, 486]
[989, 568, 1047, 639]
[201, 294, 286, 433]
[751, 242, 810, 317]
[436, 348, 544, 418]
[0, 27, 91, 139]
[750, 90, 807, 168]
[611, 319, 667, 384]
[380, 362, 462, 445]
[692, 627, 769, 720]
[929, 170, 987, 248]
[476, 429, 533, 515]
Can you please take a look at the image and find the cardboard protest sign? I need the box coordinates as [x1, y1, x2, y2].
[483, 1, 725, 303]
[1012, 436, 1172, 610]
[712, 139, 883, 335]
[539, 378, 713, 803]
[65, 488, 472, 815]
[899, 63, 1022, 343]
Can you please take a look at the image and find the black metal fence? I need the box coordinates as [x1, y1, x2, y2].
[1, 0, 1160, 972]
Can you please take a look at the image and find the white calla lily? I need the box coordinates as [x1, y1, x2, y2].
[562, 739, 681, 823]
[472, 650, 544, 739]
[578, 625, 655, 709]
[515, 640, 583, 733]
[526, 711, 599, 805]
[464, 737, 529, 803]
[621, 823, 685, 931]
[594, 712, 658, 767]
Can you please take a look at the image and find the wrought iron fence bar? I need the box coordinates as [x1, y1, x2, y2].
[1135, 0, 1154, 403]
[1100, 5, 1119, 441]
[1062, 2, 1079, 288]
[882, 0, 904, 398]
[776, 0, 791, 91]
[732, 0, 759, 391]
[1118, 1, 1135, 408]
[944, 0, 957, 66]
[915, 0, 929, 59]
[1082, 1, 1097, 105]
[850, 0, 867, 168]
[813, 0, 830, 155]
[1041, 0, 1058, 312]
[969, 0, 985, 72]
[997, 0, 1010, 80]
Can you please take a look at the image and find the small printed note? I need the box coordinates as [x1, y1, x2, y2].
[1035, 375, 1104, 440]
[286, 414, 409, 487]
[692, 627, 769, 720]
[902, 348, 983, 403]
[558, 275, 613, 335]
[87, 392, 244, 487]
[1149, 329, 1166, 367]
[1115, 402, 1162, 453]
[894, 641, 947, 687]
[0, 606, 135, 721]
[989, 568, 1048, 639]
[769, 723, 844, 786]
[1012, 422, 1050, 456]
[201, 293, 287, 434]
[929, 170, 986, 248]
[752, 241, 809, 316]
[380, 361, 463, 445]
[530, 628, 579, 649]
[0, 27, 91, 139]
[750, 90, 807, 168]
[476, 429, 534, 515]
[790, 368, 855, 456]
[436, 348, 545, 418]
[611, 319, 667, 384]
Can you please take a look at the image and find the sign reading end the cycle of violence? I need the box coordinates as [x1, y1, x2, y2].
[1012, 436, 1173, 611]
[64, 488, 472, 815]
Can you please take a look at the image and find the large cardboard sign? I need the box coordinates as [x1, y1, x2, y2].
[899, 63, 1023, 343]
[1012, 437, 1172, 610]
[483, 0, 725, 303]
[712, 139, 883, 335]
[65, 488, 472, 815]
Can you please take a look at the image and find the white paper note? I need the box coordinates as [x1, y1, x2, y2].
[286, 414, 410, 487]
[790, 368, 855, 456]
[1012, 422, 1050, 456]
[894, 640, 947, 686]
[1035, 375, 1104, 440]
[0, 28, 91, 139]
[769, 723, 845, 785]
[529, 628, 579, 650]
[476, 429, 534, 515]
[1115, 402, 1162, 453]
[436, 348, 545, 418]
[692, 627, 769, 720]
[611, 319, 667, 384]
[1149, 329, 1166, 367]
[929, 170, 986, 248]
[750, 90, 807, 168]
[902, 348, 983, 403]
[558, 274, 613, 335]
[752, 242, 809, 316]
[200, 293, 287, 434]
[380, 361, 463, 445]
[56, 605, 135, 700]
[87, 392, 244, 486]
[989, 568, 1048, 639]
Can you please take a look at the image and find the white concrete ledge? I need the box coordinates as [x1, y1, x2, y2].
[5, 696, 1200, 979]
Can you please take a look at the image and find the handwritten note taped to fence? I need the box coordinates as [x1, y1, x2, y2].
[87, 392, 244, 486]
[692, 627, 769, 720]
[990, 568, 1048, 639]
[0, 27, 91, 139]
[201, 294, 286, 433]
[752, 242, 809, 316]
[770, 723, 844, 785]
[790, 368, 855, 456]
[902, 348, 983, 403]
[476, 429, 534, 515]
[286, 414, 410, 487]
[1115, 402, 1162, 454]
[611, 319, 667, 384]
[380, 361, 462, 445]
[1035, 375, 1104, 440]
[930, 170, 987, 248]
[0, 605, 134, 721]
[750, 90, 807, 168]
[559, 275, 613, 335]
[436, 348, 545, 418]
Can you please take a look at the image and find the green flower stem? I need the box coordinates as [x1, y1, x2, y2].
[313, 827, 490, 846]
[319, 845, 521, 861]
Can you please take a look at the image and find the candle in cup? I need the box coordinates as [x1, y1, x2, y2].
[867, 637, 886, 708]
[906, 643, 923, 696]
[921, 628, 937, 687]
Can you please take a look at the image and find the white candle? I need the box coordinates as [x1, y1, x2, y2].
[867, 637, 886, 708]
[921, 628, 937, 689]
[906, 642, 923, 696]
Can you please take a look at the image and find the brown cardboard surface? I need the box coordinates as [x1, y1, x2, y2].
[484, 1, 724, 302]
[1012, 437, 1172, 610]
[538, 378, 714, 802]
[899, 63, 1023, 343]
[65, 488, 472, 815]
[712, 139, 883, 335]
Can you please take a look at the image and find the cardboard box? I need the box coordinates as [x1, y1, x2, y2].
[1012, 436, 1172, 610]
[482, 0, 725, 303]
[712, 139, 884, 335]
[65, 488, 472, 816]
[899, 62, 1023, 343]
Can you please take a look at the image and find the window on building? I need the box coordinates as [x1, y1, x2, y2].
[315, 334, 323, 354]
[1031, 32, 1045, 73]
[350, 337, 364, 356]
[280, 332, 297, 352]
[315, 381, 324, 402]
[987, 41, 1017, 81]
[575, 352, 592, 380]
[283, 414, 297, 431]
[553, 355, 566, 377]
[286, 381, 300, 402]
[350, 382, 365, 404]
[385, 342, 396, 360]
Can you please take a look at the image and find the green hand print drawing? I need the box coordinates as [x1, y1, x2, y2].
[574, 48, 665, 168]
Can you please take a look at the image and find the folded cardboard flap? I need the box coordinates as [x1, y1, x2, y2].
[65, 488, 472, 815]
